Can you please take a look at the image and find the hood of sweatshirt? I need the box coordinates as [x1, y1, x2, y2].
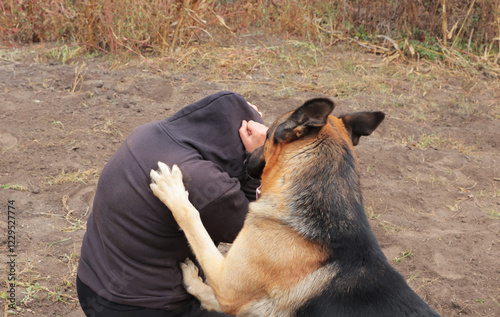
[159, 91, 264, 182]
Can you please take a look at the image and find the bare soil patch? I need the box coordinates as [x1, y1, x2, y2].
[1, 41, 499, 316]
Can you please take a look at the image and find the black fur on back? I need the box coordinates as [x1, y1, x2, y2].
[284, 127, 440, 317]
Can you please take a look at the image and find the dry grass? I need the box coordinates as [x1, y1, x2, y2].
[1, 183, 28, 191]
[0, 0, 498, 74]
[0, 2, 498, 156]
[45, 169, 100, 185]
[403, 133, 479, 155]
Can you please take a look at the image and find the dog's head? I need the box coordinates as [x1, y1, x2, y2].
[246, 98, 385, 181]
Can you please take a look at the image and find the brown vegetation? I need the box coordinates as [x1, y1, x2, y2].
[1, 0, 499, 69]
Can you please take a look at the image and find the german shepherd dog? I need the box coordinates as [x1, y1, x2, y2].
[150, 98, 440, 316]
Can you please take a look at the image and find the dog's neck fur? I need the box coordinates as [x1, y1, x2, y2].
[258, 122, 380, 260]
[284, 135, 363, 239]
[253, 117, 383, 263]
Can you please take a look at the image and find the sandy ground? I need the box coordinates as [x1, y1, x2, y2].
[1, 42, 499, 316]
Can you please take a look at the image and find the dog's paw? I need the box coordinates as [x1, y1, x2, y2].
[180, 258, 222, 312]
[150, 162, 190, 219]
[180, 258, 203, 292]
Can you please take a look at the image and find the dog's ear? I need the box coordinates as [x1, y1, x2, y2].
[274, 98, 334, 143]
[340, 111, 385, 146]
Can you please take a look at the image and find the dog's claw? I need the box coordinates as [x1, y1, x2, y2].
[150, 162, 186, 195]
[158, 161, 171, 175]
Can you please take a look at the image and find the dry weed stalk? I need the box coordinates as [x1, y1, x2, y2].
[62, 195, 88, 232]
[0, 0, 499, 73]
[442, 0, 448, 47]
[171, 0, 200, 52]
[72, 62, 87, 93]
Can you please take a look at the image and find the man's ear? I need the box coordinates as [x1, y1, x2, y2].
[340, 112, 385, 146]
[274, 98, 335, 143]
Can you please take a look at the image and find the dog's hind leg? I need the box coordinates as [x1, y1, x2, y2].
[181, 259, 222, 312]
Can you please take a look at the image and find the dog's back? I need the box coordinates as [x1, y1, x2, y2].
[299, 274, 439, 316]
[287, 142, 438, 316]
[297, 226, 439, 316]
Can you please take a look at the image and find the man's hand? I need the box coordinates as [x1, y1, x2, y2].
[239, 120, 268, 153]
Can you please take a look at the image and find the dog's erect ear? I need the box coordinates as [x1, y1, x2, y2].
[274, 98, 335, 143]
[340, 111, 385, 146]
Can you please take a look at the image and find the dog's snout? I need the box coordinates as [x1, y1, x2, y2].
[245, 146, 266, 180]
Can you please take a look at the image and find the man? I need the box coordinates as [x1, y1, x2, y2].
[77, 91, 268, 316]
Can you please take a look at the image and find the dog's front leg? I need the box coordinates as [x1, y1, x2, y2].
[150, 162, 225, 293]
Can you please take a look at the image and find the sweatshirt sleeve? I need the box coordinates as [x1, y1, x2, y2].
[180, 160, 258, 244]
[198, 180, 252, 243]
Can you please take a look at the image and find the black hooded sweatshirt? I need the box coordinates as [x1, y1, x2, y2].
[78, 91, 263, 310]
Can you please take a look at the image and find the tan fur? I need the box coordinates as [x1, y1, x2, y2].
[180, 259, 222, 311]
[149, 114, 349, 316]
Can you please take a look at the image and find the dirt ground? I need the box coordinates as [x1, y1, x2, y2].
[1, 40, 499, 317]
